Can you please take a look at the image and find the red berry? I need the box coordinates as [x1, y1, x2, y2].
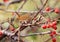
[42, 24, 47, 29]
[52, 38, 56, 42]
[52, 25, 57, 30]
[50, 21, 57, 27]
[3, 0, 9, 3]
[50, 24, 53, 27]
[50, 31, 56, 37]
[0, 31, 3, 37]
[50, 33, 54, 37]
[47, 24, 51, 28]
[54, 8, 60, 13]
[10, 28, 15, 31]
[45, 7, 51, 12]
[52, 21, 57, 25]
[52, 31, 56, 35]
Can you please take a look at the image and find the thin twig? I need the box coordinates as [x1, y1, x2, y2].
[32, 0, 49, 20]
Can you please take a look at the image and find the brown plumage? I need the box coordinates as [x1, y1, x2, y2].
[17, 13, 33, 22]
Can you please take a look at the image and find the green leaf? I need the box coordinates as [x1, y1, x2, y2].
[2, 22, 10, 29]
[14, 24, 18, 29]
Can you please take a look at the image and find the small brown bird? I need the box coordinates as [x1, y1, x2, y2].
[18, 14, 31, 21]
[16, 13, 34, 23]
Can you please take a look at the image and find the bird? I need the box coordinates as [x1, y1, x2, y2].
[17, 13, 33, 23]
[12, 11, 38, 24]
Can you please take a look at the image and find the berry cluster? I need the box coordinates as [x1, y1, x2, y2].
[42, 21, 57, 30]
[41, 20, 57, 42]
[45, 7, 60, 42]
[50, 30, 56, 42]
[45, 7, 60, 14]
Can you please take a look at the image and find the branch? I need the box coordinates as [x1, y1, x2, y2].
[0, 2, 4, 6]
[20, 31, 51, 37]
[10, 0, 23, 4]
[32, 0, 49, 20]
[0, 0, 23, 6]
